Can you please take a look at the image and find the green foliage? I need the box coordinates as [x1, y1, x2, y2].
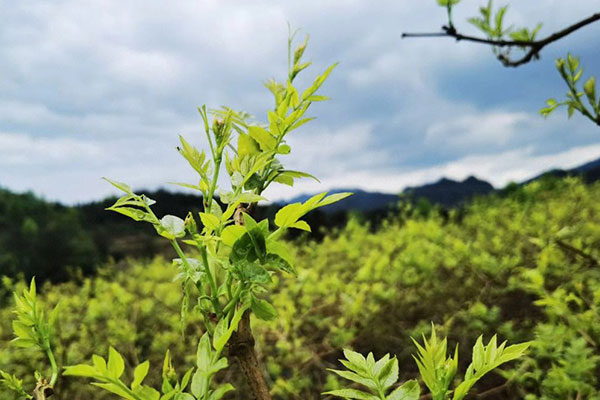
[64, 347, 161, 400]
[435, 0, 542, 50]
[541, 54, 600, 125]
[327, 328, 528, 400]
[64, 333, 232, 400]
[0, 371, 31, 399]
[450, 335, 529, 399]
[0, 279, 59, 399]
[467, 1, 510, 41]
[86, 30, 346, 400]
[98, 38, 348, 391]
[411, 328, 457, 400]
[0, 188, 99, 282]
[326, 349, 419, 400]
[1, 178, 600, 399]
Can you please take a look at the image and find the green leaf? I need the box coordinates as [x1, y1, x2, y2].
[238, 133, 260, 158]
[266, 240, 294, 268]
[107, 206, 150, 222]
[221, 225, 247, 247]
[199, 212, 221, 232]
[290, 220, 311, 232]
[103, 177, 133, 194]
[92, 355, 107, 373]
[265, 253, 295, 274]
[157, 215, 186, 239]
[437, 0, 460, 6]
[275, 203, 303, 228]
[276, 144, 291, 154]
[378, 357, 399, 390]
[343, 349, 367, 371]
[324, 388, 379, 400]
[177, 135, 209, 177]
[222, 193, 267, 221]
[231, 260, 272, 285]
[250, 296, 277, 321]
[209, 384, 235, 400]
[327, 369, 377, 391]
[92, 382, 136, 400]
[107, 347, 125, 379]
[319, 192, 352, 207]
[387, 380, 420, 400]
[213, 305, 247, 352]
[132, 361, 150, 389]
[133, 386, 160, 400]
[248, 126, 277, 151]
[63, 364, 98, 378]
[584, 76, 597, 105]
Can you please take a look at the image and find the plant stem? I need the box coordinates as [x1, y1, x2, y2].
[229, 310, 271, 400]
[199, 245, 222, 317]
[206, 157, 222, 210]
[46, 346, 58, 387]
[227, 204, 271, 400]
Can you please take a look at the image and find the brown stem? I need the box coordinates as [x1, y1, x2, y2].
[402, 12, 600, 67]
[228, 310, 271, 400]
[33, 379, 54, 400]
[227, 203, 271, 400]
[476, 382, 509, 398]
[555, 239, 599, 267]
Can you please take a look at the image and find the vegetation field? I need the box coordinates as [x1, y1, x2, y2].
[2, 177, 598, 399]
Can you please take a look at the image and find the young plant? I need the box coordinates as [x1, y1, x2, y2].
[326, 326, 530, 400]
[91, 30, 349, 400]
[540, 54, 600, 126]
[64, 333, 231, 400]
[0, 279, 59, 400]
[414, 328, 530, 400]
[325, 350, 420, 400]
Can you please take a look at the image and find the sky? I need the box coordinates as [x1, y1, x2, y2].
[1, 0, 599, 204]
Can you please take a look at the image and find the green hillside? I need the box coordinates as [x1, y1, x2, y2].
[1, 176, 598, 399]
[0, 189, 99, 282]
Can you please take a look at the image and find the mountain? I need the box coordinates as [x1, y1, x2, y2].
[286, 156, 600, 213]
[283, 176, 495, 213]
[526, 156, 600, 184]
[285, 189, 400, 213]
[403, 176, 495, 208]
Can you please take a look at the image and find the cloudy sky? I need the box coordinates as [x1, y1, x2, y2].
[1, 0, 599, 204]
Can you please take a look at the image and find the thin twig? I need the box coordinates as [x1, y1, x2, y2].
[476, 381, 509, 398]
[402, 12, 600, 67]
[555, 239, 599, 267]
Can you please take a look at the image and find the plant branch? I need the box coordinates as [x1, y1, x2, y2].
[227, 204, 271, 400]
[402, 12, 600, 67]
[46, 347, 58, 387]
[555, 239, 599, 266]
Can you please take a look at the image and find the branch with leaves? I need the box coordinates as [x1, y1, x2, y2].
[70, 30, 349, 400]
[325, 326, 530, 400]
[402, 1, 600, 68]
[541, 54, 600, 126]
[403, 1, 600, 126]
[0, 279, 59, 400]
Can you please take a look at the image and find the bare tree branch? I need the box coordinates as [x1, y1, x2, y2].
[402, 12, 600, 67]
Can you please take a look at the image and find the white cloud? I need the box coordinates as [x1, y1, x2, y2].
[0, 132, 102, 166]
[266, 143, 600, 201]
[426, 111, 536, 149]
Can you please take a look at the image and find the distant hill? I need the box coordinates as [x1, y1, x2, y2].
[2, 155, 599, 281]
[285, 189, 400, 213]
[283, 176, 496, 213]
[526, 156, 600, 184]
[285, 156, 600, 213]
[403, 176, 495, 208]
